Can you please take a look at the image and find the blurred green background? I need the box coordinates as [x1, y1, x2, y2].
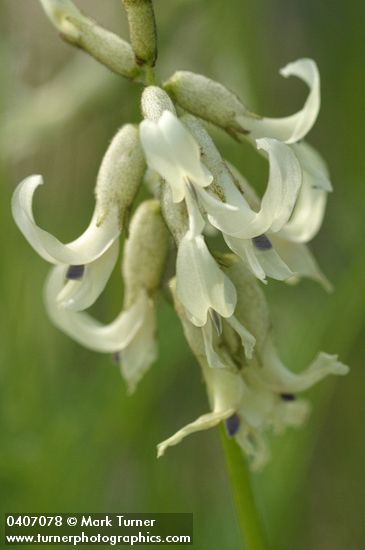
[1, 1, 364, 549]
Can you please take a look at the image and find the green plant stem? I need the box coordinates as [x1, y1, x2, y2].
[143, 65, 156, 86]
[220, 427, 269, 550]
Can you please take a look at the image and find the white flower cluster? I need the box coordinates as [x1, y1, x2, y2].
[12, 0, 349, 469]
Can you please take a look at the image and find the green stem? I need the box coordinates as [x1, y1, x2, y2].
[143, 65, 157, 86]
[220, 426, 269, 550]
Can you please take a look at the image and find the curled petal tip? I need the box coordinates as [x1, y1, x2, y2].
[156, 445, 165, 459]
[333, 362, 350, 376]
[279, 57, 317, 78]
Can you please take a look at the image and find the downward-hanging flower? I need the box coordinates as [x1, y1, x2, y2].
[141, 109, 303, 241]
[226, 154, 332, 289]
[157, 363, 244, 458]
[12, 124, 145, 310]
[176, 230, 256, 358]
[140, 107, 303, 320]
[165, 60, 333, 283]
[164, 60, 330, 282]
[46, 267, 157, 393]
[159, 343, 348, 469]
[196, 136, 302, 239]
[165, 58, 320, 144]
[158, 262, 349, 469]
[45, 200, 169, 392]
[181, 114, 301, 283]
[158, 173, 257, 355]
[140, 99, 242, 331]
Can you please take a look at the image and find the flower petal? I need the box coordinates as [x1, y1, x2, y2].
[176, 232, 237, 326]
[185, 187, 206, 237]
[198, 175, 256, 236]
[202, 314, 255, 368]
[226, 315, 256, 360]
[44, 267, 145, 352]
[157, 367, 243, 456]
[292, 141, 332, 192]
[237, 382, 309, 435]
[12, 175, 120, 264]
[140, 119, 187, 202]
[140, 111, 212, 203]
[118, 295, 157, 393]
[254, 339, 349, 393]
[201, 139, 301, 238]
[255, 247, 294, 281]
[56, 240, 119, 310]
[235, 426, 270, 471]
[160, 111, 213, 188]
[236, 59, 320, 144]
[270, 235, 332, 291]
[157, 409, 233, 457]
[224, 235, 294, 283]
[202, 320, 228, 369]
[271, 399, 310, 433]
[278, 142, 330, 242]
[257, 138, 302, 233]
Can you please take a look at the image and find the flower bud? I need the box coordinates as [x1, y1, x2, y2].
[95, 124, 145, 226]
[122, 0, 157, 67]
[39, 0, 138, 79]
[141, 86, 176, 121]
[122, 200, 169, 306]
[165, 71, 248, 133]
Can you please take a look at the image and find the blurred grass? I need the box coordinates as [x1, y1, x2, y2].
[1, 1, 364, 549]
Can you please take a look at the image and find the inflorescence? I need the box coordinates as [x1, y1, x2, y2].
[12, 0, 349, 470]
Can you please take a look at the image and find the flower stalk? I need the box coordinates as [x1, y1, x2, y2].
[220, 426, 269, 550]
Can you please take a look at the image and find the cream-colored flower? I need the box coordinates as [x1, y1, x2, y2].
[12, 124, 145, 310]
[43, 200, 168, 392]
[228, 147, 332, 289]
[165, 58, 320, 144]
[197, 137, 302, 239]
[45, 267, 156, 392]
[158, 365, 244, 458]
[158, 262, 348, 469]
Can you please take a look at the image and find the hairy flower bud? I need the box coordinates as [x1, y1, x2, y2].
[39, 0, 138, 79]
[122, 0, 157, 67]
[122, 200, 169, 306]
[141, 86, 176, 121]
[164, 71, 248, 133]
[95, 124, 145, 226]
